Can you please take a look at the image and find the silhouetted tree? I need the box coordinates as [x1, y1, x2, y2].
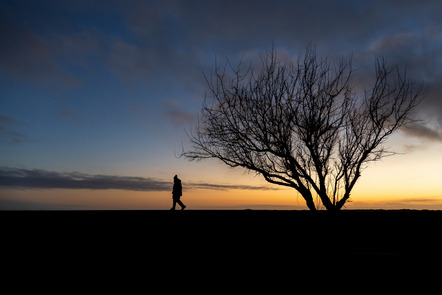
[183, 46, 424, 211]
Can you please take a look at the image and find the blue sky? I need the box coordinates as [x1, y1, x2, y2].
[1, 0, 442, 209]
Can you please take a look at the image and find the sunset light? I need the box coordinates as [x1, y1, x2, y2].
[1, 0, 442, 210]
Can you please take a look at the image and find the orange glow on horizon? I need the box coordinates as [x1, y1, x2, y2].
[1, 187, 442, 210]
[2, 144, 442, 210]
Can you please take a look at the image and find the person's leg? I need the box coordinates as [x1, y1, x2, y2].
[176, 199, 186, 210]
[171, 199, 177, 210]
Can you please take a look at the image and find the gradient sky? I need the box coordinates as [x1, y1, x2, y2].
[1, 0, 442, 210]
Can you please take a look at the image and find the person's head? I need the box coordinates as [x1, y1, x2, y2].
[174, 175, 178, 181]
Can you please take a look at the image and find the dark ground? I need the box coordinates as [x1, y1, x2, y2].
[2, 210, 442, 291]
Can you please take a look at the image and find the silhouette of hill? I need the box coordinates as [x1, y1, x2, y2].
[2, 210, 441, 290]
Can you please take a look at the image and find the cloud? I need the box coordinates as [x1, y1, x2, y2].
[350, 196, 442, 209]
[107, 40, 151, 83]
[0, 167, 277, 191]
[0, 127, 26, 144]
[0, 167, 170, 191]
[123, 0, 440, 55]
[164, 109, 196, 127]
[120, 0, 442, 129]
[0, 114, 22, 125]
[3, 0, 442, 148]
[55, 109, 77, 119]
[401, 122, 442, 142]
[162, 100, 196, 127]
[188, 182, 278, 191]
[3, 0, 442, 93]
[366, 25, 442, 144]
[0, 114, 27, 144]
[369, 33, 416, 54]
[0, 13, 79, 87]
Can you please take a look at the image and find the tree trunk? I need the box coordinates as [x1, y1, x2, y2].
[305, 199, 317, 211]
[335, 196, 349, 210]
[318, 192, 335, 211]
[300, 190, 317, 211]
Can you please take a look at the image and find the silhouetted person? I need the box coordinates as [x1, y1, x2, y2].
[171, 175, 186, 210]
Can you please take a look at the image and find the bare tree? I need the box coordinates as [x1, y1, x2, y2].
[183, 46, 424, 211]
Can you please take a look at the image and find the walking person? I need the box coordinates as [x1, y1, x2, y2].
[171, 175, 186, 210]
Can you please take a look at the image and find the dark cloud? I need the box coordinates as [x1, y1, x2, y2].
[367, 23, 442, 136]
[368, 28, 442, 82]
[0, 114, 22, 125]
[0, 114, 27, 144]
[188, 182, 278, 191]
[3, 0, 442, 87]
[55, 109, 77, 119]
[106, 40, 151, 83]
[0, 167, 277, 191]
[401, 122, 442, 142]
[162, 100, 196, 127]
[164, 109, 195, 128]
[0, 127, 26, 144]
[0, 167, 170, 191]
[121, 0, 442, 139]
[124, 0, 441, 54]
[0, 12, 79, 87]
[2, 0, 442, 142]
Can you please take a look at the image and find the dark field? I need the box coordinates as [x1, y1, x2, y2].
[2, 210, 442, 291]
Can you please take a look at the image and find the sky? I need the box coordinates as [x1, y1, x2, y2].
[1, 0, 442, 210]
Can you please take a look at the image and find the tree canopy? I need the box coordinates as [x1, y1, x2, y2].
[183, 47, 424, 211]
